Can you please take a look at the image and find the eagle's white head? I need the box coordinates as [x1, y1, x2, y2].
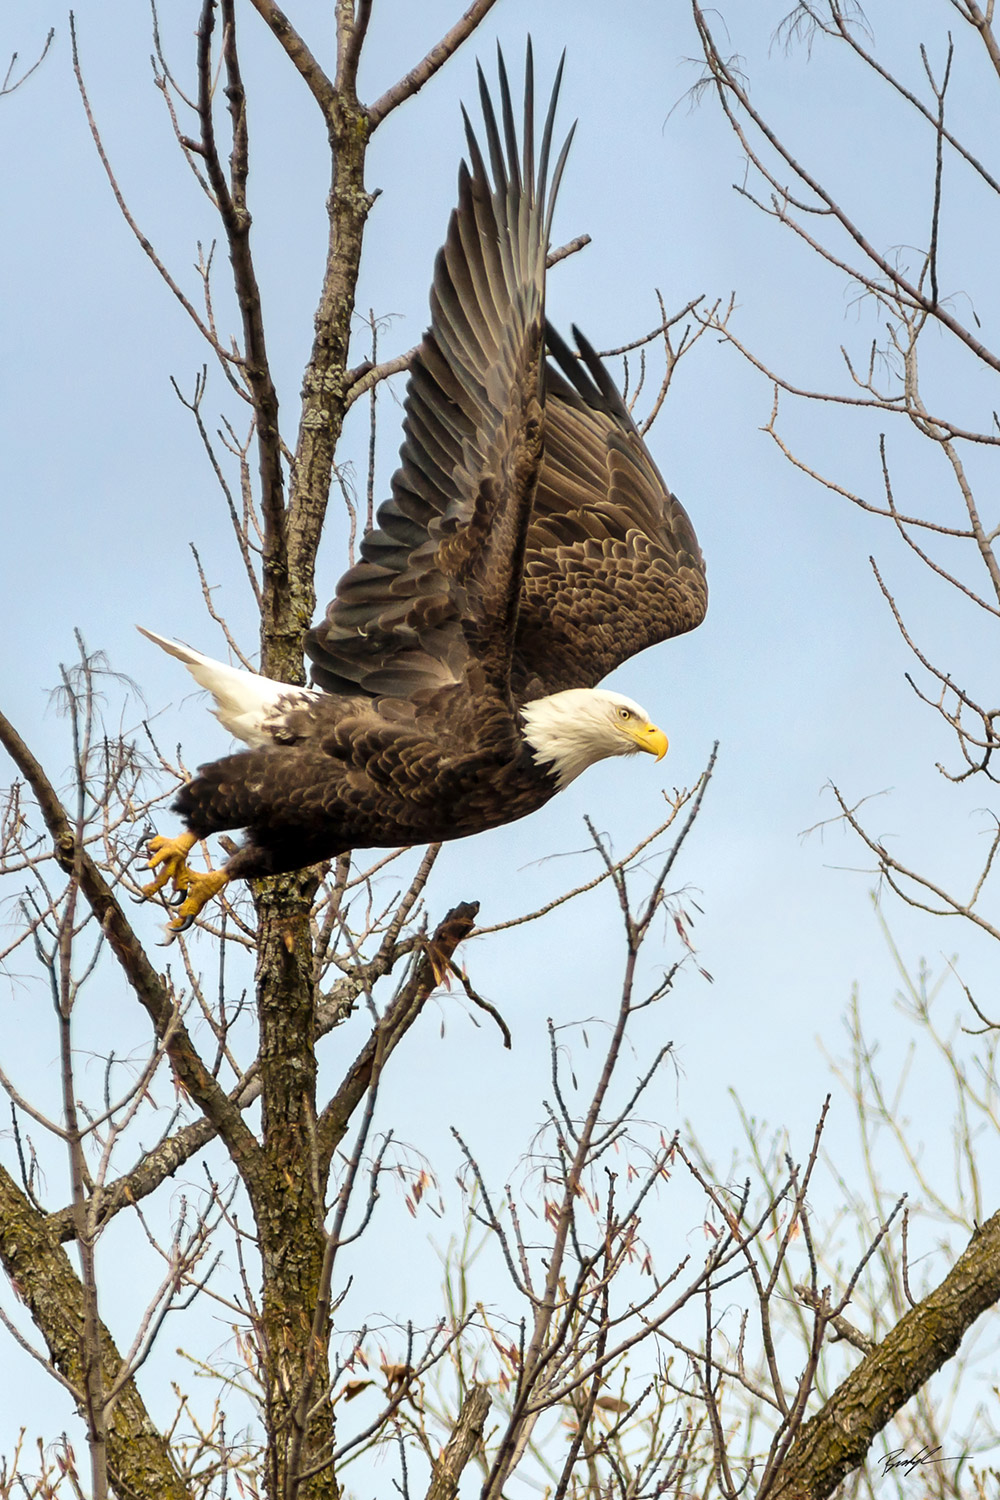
[520, 688, 668, 790]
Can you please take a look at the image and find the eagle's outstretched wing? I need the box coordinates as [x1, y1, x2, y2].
[306, 48, 573, 721]
[307, 50, 705, 720]
[510, 322, 707, 700]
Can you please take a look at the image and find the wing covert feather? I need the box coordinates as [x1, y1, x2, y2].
[510, 323, 708, 699]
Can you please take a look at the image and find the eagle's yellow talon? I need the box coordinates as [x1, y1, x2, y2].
[167, 868, 231, 932]
[141, 864, 174, 899]
[141, 832, 198, 900]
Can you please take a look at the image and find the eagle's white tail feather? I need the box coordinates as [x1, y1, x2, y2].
[138, 627, 320, 747]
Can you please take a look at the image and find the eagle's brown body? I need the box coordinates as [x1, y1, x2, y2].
[175, 706, 550, 880]
[143, 49, 707, 928]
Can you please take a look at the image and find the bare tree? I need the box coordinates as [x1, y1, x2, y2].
[5, 4, 1000, 1498]
[679, 0, 1000, 1492]
[0, 6, 722, 1497]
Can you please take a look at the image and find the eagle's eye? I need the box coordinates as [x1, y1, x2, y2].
[616, 706, 632, 722]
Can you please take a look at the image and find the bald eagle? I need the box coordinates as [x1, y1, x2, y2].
[141, 49, 707, 932]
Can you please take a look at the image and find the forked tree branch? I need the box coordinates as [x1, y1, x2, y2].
[367, 0, 502, 129]
[802, 2, 1000, 193]
[769, 1209, 1000, 1499]
[45, 849, 453, 1246]
[246, 0, 337, 120]
[692, 2, 1000, 377]
[1, 28, 54, 96]
[698, 305, 1000, 450]
[70, 16, 237, 368]
[0, 1161, 192, 1500]
[317, 901, 480, 1169]
[0, 706, 261, 1180]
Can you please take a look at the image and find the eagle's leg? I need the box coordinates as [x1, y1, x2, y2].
[142, 832, 198, 899]
[167, 866, 231, 933]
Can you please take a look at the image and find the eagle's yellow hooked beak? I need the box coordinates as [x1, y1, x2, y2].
[629, 722, 669, 762]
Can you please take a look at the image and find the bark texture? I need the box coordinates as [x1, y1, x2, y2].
[770, 1210, 1000, 1499]
[0, 1163, 192, 1500]
[425, 1383, 492, 1500]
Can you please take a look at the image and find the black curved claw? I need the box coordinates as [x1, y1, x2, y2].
[128, 889, 149, 905]
[156, 912, 194, 947]
[166, 888, 188, 908]
[129, 827, 156, 869]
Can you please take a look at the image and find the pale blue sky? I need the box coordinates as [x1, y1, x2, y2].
[2, 0, 999, 1479]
